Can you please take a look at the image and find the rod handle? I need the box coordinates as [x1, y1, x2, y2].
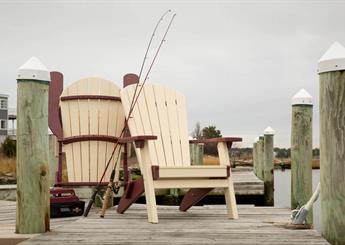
[100, 184, 113, 218]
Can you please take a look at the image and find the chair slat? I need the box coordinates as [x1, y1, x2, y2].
[143, 85, 166, 166]
[104, 82, 122, 181]
[175, 91, 191, 166]
[60, 87, 75, 181]
[98, 81, 111, 181]
[87, 79, 100, 181]
[77, 79, 90, 181]
[67, 83, 82, 181]
[122, 86, 144, 164]
[153, 85, 175, 166]
[134, 86, 159, 166]
[165, 87, 183, 166]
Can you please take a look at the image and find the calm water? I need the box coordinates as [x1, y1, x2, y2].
[274, 169, 321, 232]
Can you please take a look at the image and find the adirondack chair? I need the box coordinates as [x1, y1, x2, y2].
[49, 72, 128, 186]
[117, 83, 242, 223]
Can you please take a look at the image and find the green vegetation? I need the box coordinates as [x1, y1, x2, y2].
[1, 137, 16, 158]
[192, 123, 222, 155]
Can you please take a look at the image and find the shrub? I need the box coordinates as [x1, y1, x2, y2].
[1, 137, 16, 158]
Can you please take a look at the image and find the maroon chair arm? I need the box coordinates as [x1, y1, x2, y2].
[119, 135, 157, 148]
[189, 137, 242, 144]
[190, 137, 242, 149]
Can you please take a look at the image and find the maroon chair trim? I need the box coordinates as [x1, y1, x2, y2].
[227, 165, 231, 177]
[189, 137, 242, 144]
[60, 135, 119, 145]
[60, 95, 121, 101]
[151, 166, 160, 180]
[54, 182, 109, 187]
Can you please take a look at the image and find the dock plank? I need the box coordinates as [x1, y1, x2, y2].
[0, 200, 328, 245]
[0, 168, 265, 203]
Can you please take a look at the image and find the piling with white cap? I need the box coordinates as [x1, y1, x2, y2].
[318, 42, 345, 244]
[263, 127, 274, 206]
[16, 57, 50, 233]
[291, 88, 313, 225]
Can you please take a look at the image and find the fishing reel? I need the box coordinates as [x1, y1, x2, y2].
[112, 182, 120, 195]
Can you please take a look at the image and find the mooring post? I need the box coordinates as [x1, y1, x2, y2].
[16, 57, 50, 233]
[318, 41, 345, 244]
[252, 139, 257, 176]
[263, 127, 274, 206]
[290, 88, 313, 225]
[257, 136, 264, 180]
[48, 129, 58, 187]
[190, 143, 204, 165]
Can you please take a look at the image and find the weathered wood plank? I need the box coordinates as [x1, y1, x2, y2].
[0, 201, 328, 245]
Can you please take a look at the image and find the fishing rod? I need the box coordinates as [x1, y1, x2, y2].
[99, 12, 177, 218]
[138, 9, 171, 80]
[127, 9, 171, 121]
[84, 11, 176, 217]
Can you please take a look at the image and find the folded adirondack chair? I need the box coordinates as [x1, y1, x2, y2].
[117, 83, 242, 223]
[49, 72, 127, 186]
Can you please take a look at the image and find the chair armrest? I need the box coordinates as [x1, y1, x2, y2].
[189, 137, 242, 148]
[119, 135, 157, 148]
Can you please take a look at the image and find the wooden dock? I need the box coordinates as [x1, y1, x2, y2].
[0, 168, 264, 203]
[0, 200, 328, 245]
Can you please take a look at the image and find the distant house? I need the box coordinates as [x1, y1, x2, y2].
[0, 94, 9, 142]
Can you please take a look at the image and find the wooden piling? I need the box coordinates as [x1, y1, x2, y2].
[290, 88, 313, 225]
[190, 143, 204, 165]
[16, 57, 50, 233]
[257, 136, 264, 180]
[48, 131, 58, 186]
[252, 141, 257, 176]
[318, 42, 345, 244]
[263, 127, 274, 206]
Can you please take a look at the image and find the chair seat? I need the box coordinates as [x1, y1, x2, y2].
[152, 165, 230, 179]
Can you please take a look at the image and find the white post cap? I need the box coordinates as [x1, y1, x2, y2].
[253, 137, 259, 143]
[17, 56, 50, 82]
[318, 42, 345, 74]
[291, 88, 313, 105]
[264, 126, 275, 135]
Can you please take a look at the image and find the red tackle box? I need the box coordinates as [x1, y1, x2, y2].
[50, 188, 85, 218]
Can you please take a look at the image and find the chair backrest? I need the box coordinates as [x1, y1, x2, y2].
[60, 77, 124, 182]
[121, 83, 191, 167]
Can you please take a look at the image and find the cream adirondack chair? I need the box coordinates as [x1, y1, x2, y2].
[119, 83, 242, 223]
[58, 77, 125, 184]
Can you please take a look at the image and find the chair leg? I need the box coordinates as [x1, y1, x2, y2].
[117, 177, 144, 214]
[224, 177, 239, 219]
[179, 188, 213, 211]
[143, 180, 158, 223]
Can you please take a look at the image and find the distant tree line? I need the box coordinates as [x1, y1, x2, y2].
[191, 122, 320, 158]
[231, 147, 320, 159]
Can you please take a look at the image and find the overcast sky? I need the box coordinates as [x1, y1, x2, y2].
[1, 0, 345, 147]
